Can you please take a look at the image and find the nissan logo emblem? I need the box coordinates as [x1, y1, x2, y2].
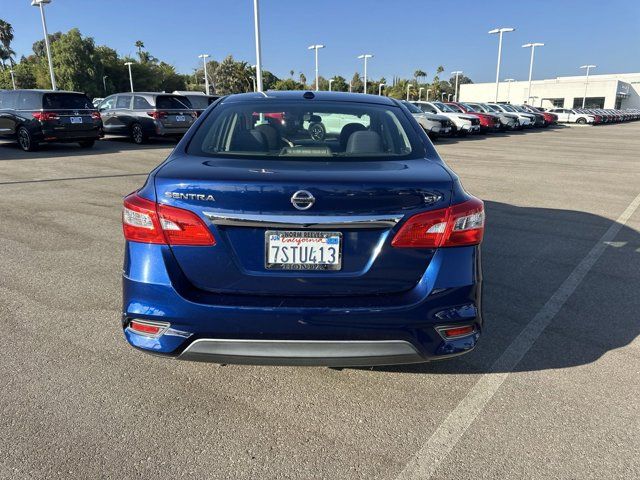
[291, 190, 315, 211]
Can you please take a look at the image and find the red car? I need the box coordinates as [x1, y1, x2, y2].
[522, 105, 558, 127]
[446, 102, 500, 132]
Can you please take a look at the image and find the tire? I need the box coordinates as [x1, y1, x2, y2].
[17, 126, 38, 152]
[131, 123, 147, 144]
[308, 122, 326, 141]
[78, 140, 95, 148]
[576, 117, 587, 125]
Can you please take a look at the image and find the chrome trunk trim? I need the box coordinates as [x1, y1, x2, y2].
[203, 212, 403, 229]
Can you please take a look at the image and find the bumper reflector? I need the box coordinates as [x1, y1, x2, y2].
[437, 325, 476, 339]
[128, 319, 169, 337]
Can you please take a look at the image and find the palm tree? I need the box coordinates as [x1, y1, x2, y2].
[289, 69, 294, 78]
[135, 40, 145, 54]
[414, 69, 427, 84]
[0, 20, 15, 69]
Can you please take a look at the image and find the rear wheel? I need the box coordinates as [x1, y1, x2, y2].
[131, 123, 147, 144]
[17, 127, 38, 152]
[576, 117, 587, 125]
[78, 140, 95, 148]
[308, 122, 326, 141]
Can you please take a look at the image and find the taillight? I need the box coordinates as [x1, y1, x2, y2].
[91, 111, 101, 120]
[147, 111, 169, 119]
[392, 197, 484, 248]
[122, 193, 215, 246]
[32, 111, 59, 121]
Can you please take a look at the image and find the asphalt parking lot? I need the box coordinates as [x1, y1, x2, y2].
[1, 125, 639, 480]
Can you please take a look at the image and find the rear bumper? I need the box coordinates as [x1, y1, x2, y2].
[178, 339, 424, 366]
[122, 242, 483, 366]
[38, 127, 101, 142]
[153, 122, 191, 137]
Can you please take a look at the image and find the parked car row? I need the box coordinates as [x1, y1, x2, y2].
[1, 89, 639, 151]
[0, 89, 219, 151]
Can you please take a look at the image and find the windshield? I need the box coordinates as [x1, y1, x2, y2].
[446, 104, 464, 113]
[462, 103, 479, 112]
[187, 100, 422, 160]
[43, 93, 93, 110]
[483, 104, 500, 112]
[401, 101, 423, 114]
[511, 105, 527, 112]
[500, 104, 517, 112]
[433, 102, 455, 113]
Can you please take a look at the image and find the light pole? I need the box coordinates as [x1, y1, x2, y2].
[198, 54, 210, 95]
[504, 78, 515, 103]
[418, 87, 424, 100]
[441, 92, 446, 101]
[308, 44, 325, 91]
[580, 64, 596, 108]
[448, 93, 453, 101]
[357, 54, 373, 94]
[31, 0, 57, 90]
[102, 75, 108, 94]
[426, 89, 431, 101]
[349, 81, 352, 93]
[522, 43, 543, 104]
[328, 78, 334, 91]
[489, 27, 515, 102]
[252, 0, 264, 92]
[124, 62, 134, 92]
[451, 70, 463, 101]
[9, 69, 16, 89]
[406, 84, 413, 101]
[379, 83, 386, 95]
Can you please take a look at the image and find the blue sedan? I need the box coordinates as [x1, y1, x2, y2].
[121, 91, 484, 366]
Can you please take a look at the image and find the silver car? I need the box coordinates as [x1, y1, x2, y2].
[401, 100, 452, 139]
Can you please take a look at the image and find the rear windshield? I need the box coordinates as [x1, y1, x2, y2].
[185, 96, 210, 109]
[156, 95, 192, 109]
[43, 93, 93, 109]
[187, 100, 422, 160]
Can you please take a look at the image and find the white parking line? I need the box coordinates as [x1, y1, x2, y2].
[396, 193, 640, 480]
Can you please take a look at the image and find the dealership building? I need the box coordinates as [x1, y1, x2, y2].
[458, 72, 640, 110]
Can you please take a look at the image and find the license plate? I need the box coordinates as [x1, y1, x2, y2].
[175, 115, 186, 122]
[266, 230, 342, 270]
[70, 116, 83, 124]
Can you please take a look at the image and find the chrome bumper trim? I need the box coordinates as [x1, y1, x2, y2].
[203, 212, 403, 229]
[178, 339, 423, 366]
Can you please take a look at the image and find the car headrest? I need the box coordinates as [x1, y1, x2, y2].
[229, 129, 267, 152]
[339, 123, 367, 149]
[254, 123, 280, 150]
[346, 131, 383, 155]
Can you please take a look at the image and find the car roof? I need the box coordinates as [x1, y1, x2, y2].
[3, 89, 86, 95]
[221, 90, 399, 106]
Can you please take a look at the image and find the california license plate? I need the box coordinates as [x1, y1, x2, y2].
[70, 116, 83, 124]
[266, 230, 342, 270]
[175, 115, 186, 122]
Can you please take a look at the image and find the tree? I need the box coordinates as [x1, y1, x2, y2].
[272, 78, 305, 90]
[414, 69, 427, 84]
[0, 19, 15, 68]
[289, 69, 294, 78]
[135, 40, 145, 54]
[329, 75, 348, 92]
[350, 72, 362, 93]
[299, 72, 307, 87]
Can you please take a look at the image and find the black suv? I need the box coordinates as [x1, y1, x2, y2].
[0, 89, 102, 151]
[97, 92, 196, 144]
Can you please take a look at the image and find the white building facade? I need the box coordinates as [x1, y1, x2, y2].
[459, 72, 640, 110]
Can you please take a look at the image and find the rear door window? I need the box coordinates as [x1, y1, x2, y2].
[42, 93, 93, 109]
[133, 96, 153, 109]
[156, 95, 192, 109]
[16, 91, 42, 110]
[116, 95, 132, 109]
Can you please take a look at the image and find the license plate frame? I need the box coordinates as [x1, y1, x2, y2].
[175, 115, 186, 122]
[70, 116, 83, 124]
[265, 230, 342, 271]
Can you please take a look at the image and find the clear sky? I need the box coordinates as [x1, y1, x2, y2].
[3, 0, 639, 83]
